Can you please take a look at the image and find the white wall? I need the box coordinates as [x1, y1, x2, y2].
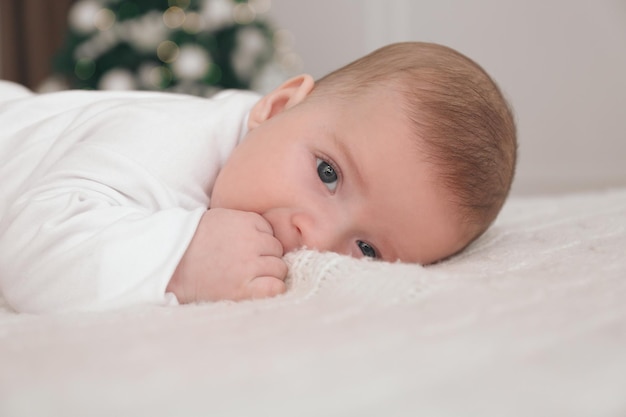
[268, 0, 626, 195]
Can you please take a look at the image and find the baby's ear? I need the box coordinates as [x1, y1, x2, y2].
[248, 74, 315, 129]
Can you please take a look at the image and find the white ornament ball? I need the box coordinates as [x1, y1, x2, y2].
[68, 0, 102, 34]
[138, 62, 162, 88]
[251, 63, 290, 94]
[172, 45, 211, 80]
[231, 51, 255, 81]
[236, 27, 267, 56]
[124, 11, 170, 53]
[98, 69, 137, 91]
[36, 75, 70, 94]
[201, 0, 234, 30]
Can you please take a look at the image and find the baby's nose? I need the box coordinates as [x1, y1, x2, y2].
[289, 212, 313, 250]
[264, 208, 347, 255]
[289, 210, 345, 254]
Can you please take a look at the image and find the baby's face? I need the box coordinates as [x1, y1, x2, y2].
[210, 88, 465, 264]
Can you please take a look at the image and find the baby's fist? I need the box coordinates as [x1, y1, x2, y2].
[167, 208, 287, 303]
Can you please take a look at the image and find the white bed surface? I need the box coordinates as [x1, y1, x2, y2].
[1, 188, 625, 416]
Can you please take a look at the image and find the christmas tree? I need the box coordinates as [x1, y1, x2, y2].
[46, 0, 299, 95]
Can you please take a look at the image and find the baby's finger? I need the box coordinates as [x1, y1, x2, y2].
[250, 212, 274, 235]
[258, 234, 284, 257]
[258, 255, 288, 281]
[247, 276, 286, 299]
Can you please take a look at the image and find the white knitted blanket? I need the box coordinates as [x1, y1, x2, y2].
[1, 189, 625, 417]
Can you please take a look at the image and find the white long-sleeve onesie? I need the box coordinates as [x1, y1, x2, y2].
[0, 81, 260, 313]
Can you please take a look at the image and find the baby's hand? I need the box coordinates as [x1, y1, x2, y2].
[167, 208, 287, 303]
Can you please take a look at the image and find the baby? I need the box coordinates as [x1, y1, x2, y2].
[0, 42, 516, 313]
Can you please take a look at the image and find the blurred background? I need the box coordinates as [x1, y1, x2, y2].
[1, 0, 625, 196]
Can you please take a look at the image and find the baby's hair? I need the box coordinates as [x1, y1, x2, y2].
[312, 42, 517, 247]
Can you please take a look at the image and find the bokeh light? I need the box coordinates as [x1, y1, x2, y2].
[74, 58, 96, 80]
[163, 6, 186, 29]
[157, 40, 180, 63]
[94, 8, 116, 31]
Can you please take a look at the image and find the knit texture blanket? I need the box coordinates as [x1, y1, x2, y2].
[1, 188, 625, 416]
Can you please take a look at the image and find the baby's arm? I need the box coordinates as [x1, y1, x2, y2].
[0, 166, 203, 313]
[0, 89, 263, 313]
[0, 94, 184, 313]
[167, 208, 287, 303]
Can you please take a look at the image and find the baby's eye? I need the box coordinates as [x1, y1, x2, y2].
[316, 158, 338, 192]
[357, 240, 377, 258]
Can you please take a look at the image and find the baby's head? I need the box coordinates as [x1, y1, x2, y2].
[210, 42, 517, 264]
[312, 42, 517, 252]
